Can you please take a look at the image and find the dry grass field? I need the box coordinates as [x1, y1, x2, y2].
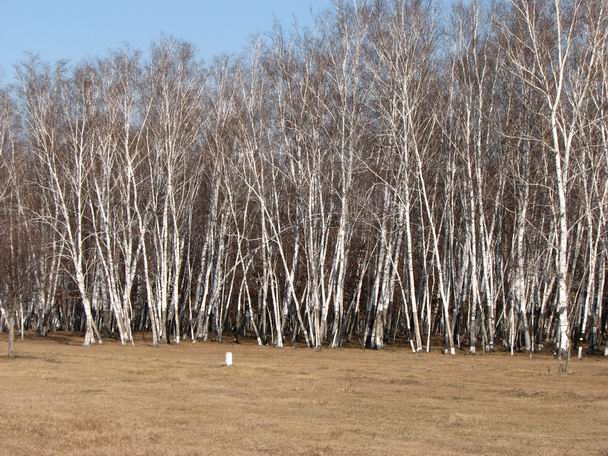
[1, 333, 607, 456]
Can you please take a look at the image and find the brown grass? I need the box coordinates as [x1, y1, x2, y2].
[1, 333, 607, 455]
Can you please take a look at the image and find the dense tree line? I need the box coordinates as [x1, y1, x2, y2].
[1, 0, 607, 358]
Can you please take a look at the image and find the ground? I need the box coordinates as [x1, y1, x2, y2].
[0, 333, 607, 456]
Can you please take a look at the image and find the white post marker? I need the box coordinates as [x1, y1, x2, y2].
[225, 352, 233, 367]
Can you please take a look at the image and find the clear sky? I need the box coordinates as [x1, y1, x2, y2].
[0, 0, 333, 84]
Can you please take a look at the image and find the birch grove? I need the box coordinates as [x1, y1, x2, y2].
[1, 0, 608, 358]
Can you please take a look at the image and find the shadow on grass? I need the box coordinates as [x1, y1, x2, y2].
[0, 353, 61, 363]
[45, 334, 83, 345]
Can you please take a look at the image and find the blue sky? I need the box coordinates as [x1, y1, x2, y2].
[0, 0, 333, 84]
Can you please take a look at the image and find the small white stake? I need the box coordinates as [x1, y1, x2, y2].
[225, 352, 233, 366]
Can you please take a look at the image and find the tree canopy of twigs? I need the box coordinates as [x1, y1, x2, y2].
[1, 0, 608, 359]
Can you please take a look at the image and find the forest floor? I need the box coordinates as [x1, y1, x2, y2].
[0, 333, 607, 456]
